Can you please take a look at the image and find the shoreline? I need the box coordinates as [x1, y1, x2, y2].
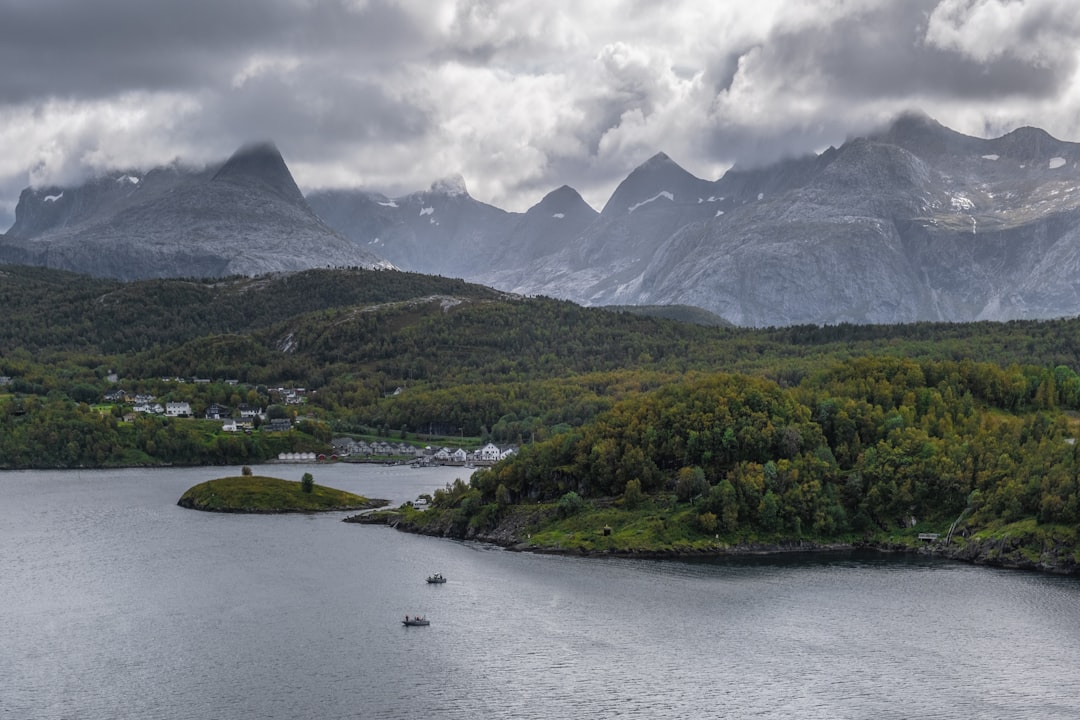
[348, 509, 1080, 576]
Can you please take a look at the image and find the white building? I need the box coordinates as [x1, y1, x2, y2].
[478, 443, 502, 462]
[165, 402, 192, 417]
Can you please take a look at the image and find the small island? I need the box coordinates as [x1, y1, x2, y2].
[177, 472, 387, 513]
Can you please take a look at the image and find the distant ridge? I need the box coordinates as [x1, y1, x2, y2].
[7, 114, 1080, 326]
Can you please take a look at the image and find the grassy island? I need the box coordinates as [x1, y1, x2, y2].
[177, 474, 387, 513]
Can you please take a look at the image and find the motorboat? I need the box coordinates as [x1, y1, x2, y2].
[426, 573, 447, 584]
[402, 616, 430, 626]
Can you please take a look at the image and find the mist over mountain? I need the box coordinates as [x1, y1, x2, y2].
[6, 114, 1080, 326]
[0, 143, 390, 280]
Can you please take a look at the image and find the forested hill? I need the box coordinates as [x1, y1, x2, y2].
[6, 262, 1080, 368]
[0, 264, 504, 354]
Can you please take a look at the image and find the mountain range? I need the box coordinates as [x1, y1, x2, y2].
[4, 113, 1080, 326]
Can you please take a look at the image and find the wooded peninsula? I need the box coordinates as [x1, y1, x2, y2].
[3, 264, 1079, 572]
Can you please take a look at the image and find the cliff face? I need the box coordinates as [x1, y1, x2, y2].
[0, 144, 391, 280]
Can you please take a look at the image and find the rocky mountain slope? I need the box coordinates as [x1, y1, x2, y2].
[306, 178, 600, 279]
[0, 143, 391, 280]
[311, 113, 1080, 326]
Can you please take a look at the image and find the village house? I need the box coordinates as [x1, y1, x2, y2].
[222, 419, 254, 432]
[330, 437, 382, 456]
[204, 403, 230, 420]
[238, 403, 264, 419]
[264, 418, 292, 432]
[277, 451, 318, 462]
[103, 389, 128, 403]
[165, 402, 192, 417]
[478, 443, 502, 462]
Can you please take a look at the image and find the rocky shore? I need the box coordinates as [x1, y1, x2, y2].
[348, 506, 1080, 575]
[890, 535, 1080, 576]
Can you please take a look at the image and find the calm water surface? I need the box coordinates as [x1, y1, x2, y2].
[3, 465, 1080, 719]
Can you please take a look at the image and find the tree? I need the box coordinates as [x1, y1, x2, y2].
[241, 466, 253, 476]
[623, 478, 644, 509]
[301, 472, 314, 493]
[557, 491, 584, 518]
[675, 466, 709, 503]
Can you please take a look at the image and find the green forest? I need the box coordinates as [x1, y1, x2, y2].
[3, 263, 1080, 568]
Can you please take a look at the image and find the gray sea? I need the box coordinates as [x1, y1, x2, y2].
[3, 464, 1079, 719]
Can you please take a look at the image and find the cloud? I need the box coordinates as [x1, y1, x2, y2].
[925, 0, 1080, 66]
[3, 0, 1080, 231]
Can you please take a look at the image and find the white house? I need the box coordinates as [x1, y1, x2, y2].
[165, 402, 192, 417]
[478, 443, 502, 462]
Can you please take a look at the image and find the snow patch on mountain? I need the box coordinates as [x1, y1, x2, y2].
[1049, 157, 1067, 169]
[378, 200, 398, 208]
[628, 191, 673, 213]
[420, 207, 434, 216]
[982, 154, 999, 161]
[950, 194, 974, 211]
[44, 192, 63, 202]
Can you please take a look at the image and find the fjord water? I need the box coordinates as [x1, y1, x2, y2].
[4, 466, 1080, 719]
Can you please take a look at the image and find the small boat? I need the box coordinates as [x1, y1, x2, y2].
[402, 616, 430, 626]
[426, 573, 447, 584]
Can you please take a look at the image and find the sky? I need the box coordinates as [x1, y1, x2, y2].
[3, 0, 1080, 229]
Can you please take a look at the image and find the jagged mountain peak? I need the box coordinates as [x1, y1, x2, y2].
[884, 109, 941, 135]
[991, 125, 1067, 163]
[430, 174, 469, 197]
[212, 141, 306, 205]
[643, 151, 675, 166]
[602, 151, 712, 215]
[870, 110, 981, 157]
[531, 185, 594, 214]
[1, 143, 390, 279]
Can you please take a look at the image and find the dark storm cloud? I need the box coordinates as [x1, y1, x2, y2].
[775, 1, 1072, 100]
[3, 0, 1080, 228]
[0, 0, 424, 101]
[201, 69, 432, 163]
